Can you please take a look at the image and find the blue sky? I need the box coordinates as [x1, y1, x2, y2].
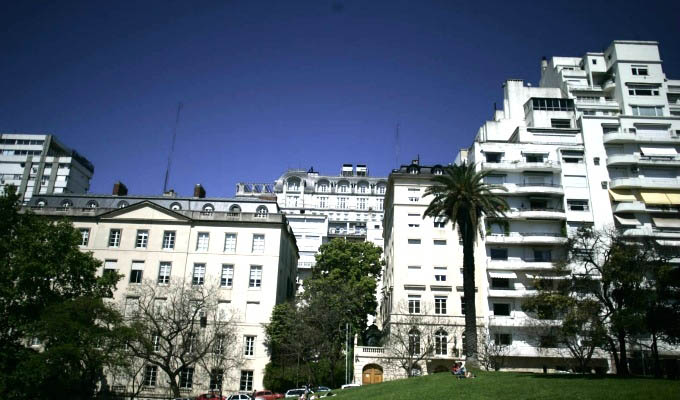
[1, 1, 679, 197]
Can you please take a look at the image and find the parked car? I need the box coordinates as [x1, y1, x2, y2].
[252, 390, 284, 400]
[227, 394, 252, 400]
[340, 383, 360, 389]
[313, 386, 331, 393]
[197, 393, 228, 400]
[284, 388, 306, 398]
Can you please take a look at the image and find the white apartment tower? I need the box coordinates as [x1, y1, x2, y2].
[236, 164, 387, 283]
[0, 133, 94, 203]
[356, 40, 678, 381]
[26, 185, 298, 396]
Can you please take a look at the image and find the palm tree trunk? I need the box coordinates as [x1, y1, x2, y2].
[462, 222, 479, 368]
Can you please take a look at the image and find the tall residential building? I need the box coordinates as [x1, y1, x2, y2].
[236, 164, 387, 283]
[25, 184, 298, 396]
[355, 40, 678, 383]
[0, 133, 94, 203]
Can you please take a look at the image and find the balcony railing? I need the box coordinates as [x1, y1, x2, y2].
[517, 182, 561, 187]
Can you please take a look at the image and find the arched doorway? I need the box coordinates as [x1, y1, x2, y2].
[362, 364, 383, 385]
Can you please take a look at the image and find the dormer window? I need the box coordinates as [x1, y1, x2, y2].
[255, 206, 269, 218]
[408, 165, 420, 174]
[286, 178, 301, 192]
[117, 201, 129, 208]
[170, 202, 182, 211]
[202, 204, 214, 215]
[229, 205, 241, 213]
[433, 168, 443, 175]
[60, 200, 73, 209]
[36, 199, 46, 208]
[86, 200, 98, 209]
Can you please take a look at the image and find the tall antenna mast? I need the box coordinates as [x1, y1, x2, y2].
[394, 122, 400, 167]
[163, 102, 183, 193]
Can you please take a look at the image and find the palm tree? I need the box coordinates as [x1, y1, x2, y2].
[423, 163, 507, 367]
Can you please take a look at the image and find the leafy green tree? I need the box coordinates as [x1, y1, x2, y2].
[0, 186, 124, 399]
[423, 164, 507, 366]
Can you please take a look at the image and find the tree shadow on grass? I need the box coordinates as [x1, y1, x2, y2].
[514, 373, 660, 381]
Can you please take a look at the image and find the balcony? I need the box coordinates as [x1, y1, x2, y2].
[488, 289, 535, 298]
[607, 154, 680, 167]
[603, 130, 680, 144]
[566, 83, 603, 92]
[487, 259, 556, 271]
[481, 160, 561, 172]
[496, 183, 564, 196]
[504, 208, 566, 220]
[574, 98, 619, 109]
[328, 227, 367, 237]
[613, 201, 646, 213]
[609, 177, 680, 190]
[486, 232, 567, 245]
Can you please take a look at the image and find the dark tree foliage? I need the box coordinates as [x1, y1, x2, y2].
[0, 186, 124, 399]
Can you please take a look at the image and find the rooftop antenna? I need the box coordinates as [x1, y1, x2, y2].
[163, 102, 183, 193]
[394, 122, 400, 167]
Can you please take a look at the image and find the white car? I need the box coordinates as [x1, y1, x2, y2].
[340, 383, 360, 389]
[285, 389, 306, 398]
[227, 395, 253, 400]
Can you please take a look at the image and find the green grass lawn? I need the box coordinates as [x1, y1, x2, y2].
[329, 371, 680, 400]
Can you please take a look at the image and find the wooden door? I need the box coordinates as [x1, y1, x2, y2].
[362, 365, 383, 384]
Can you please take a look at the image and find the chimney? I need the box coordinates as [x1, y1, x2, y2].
[112, 181, 128, 196]
[342, 164, 353, 177]
[193, 184, 206, 198]
[541, 56, 548, 72]
[163, 189, 177, 198]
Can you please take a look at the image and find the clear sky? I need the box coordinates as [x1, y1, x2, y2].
[1, 1, 679, 197]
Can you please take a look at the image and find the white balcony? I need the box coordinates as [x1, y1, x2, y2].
[481, 160, 561, 172]
[504, 208, 566, 220]
[621, 226, 680, 239]
[497, 183, 564, 196]
[488, 289, 535, 298]
[487, 259, 555, 271]
[486, 232, 567, 245]
[613, 201, 646, 213]
[603, 130, 680, 144]
[607, 154, 680, 167]
[609, 177, 680, 190]
[574, 98, 619, 108]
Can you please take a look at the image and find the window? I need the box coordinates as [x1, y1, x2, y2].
[525, 153, 546, 163]
[214, 335, 225, 354]
[287, 179, 300, 191]
[408, 329, 421, 354]
[249, 266, 262, 288]
[628, 85, 659, 96]
[196, 232, 209, 251]
[408, 239, 421, 245]
[408, 223, 420, 228]
[435, 296, 447, 315]
[376, 199, 384, 211]
[338, 197, 347, 208]
[433, 239, 446, 246]
[143, 365, 158, 387]
[318, 182, 329, 192]
[170, 202, 182, 211]
[230, 204, 241, 213]
[179, 367, 194, 389]
[433, 218, 446, 228]
[244, 336, 255, 356]
[631, 65, 649, 76]
[567, 199, 590, 211]
[252, 234, 265, 253]
[377, 184, 386, 194]
[408, 197, 419, 202]
[533, 249, 552, 262]
[358, 184, 368, 193]
[551, 119, 571, 128]
[152, 334, 161, 352]
[490, 248, 508, 260]
[79, 228, 90, 246]
[461, 297, 466, 315]
[192, 263, 206, 285]
[485, 152, 502, 163]
[255, 206, 269, 218]
[135, 230, 148, 248]
[217, 264, 233, 288]
[202, 204, 214, 215]
[124, 297, 140, 318]
[594, 157, 600, 165]
[561, 150, 584, 163]
[158, 262, 172, 284]
[162, 231, 175, 249]
[319, 196, 328, 208]
[540, 335, 558, 347]
[435, 330, 448, 355]
[434, 267, 447, 282]
[530, 98, 574, 111]
[408, 295, 421, 314]
[224, 233, 237, 252]
[485, 174, 506, 184]
[493, 303, 511, 316]
[631, 105, 664, 117]
[491, 278, 510, 289]
[494, 333, 512, 346]
[338, 183, 349, 193]
[592, 59, 597, 65]
[358, 197, 367, 210]
[240, 370, 253, 392]
[129, 261, 144, 284]
[108, 229, 121, 248]
[210, 369, 224, 391]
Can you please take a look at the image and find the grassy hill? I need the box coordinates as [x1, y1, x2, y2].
[329, 371, 680, 400]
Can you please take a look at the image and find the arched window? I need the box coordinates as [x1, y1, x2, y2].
[202, 204, 215, 215]
[229, 204, 241, 213]
[117, 201, 129, 208]
[255, 206, 269, 218]
[408, 165, 420, 174]
[408, 328, 421, 355]
[435, 329, 448, 355]
[60, 199, 73, 209]
[317, 179, 330, 193]
[432, 166, 443, 175]
[287, 177, 301, 192]
[170, 202, 182, 211]
[337, 180, 349, 193]
[376, 182, 386, 194]
[86, 200, 98, 209]
[357, 181, 369, 194]
[36, 199, 46, 208]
